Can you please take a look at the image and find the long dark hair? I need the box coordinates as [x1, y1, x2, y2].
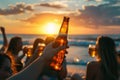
[7, 36, 22, 55]
[97, 36, 118, 80]
[7, 36, 22, 73]
[32, 38, 44, 54]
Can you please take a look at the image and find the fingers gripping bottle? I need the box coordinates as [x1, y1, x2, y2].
[50, 16, 70, 71]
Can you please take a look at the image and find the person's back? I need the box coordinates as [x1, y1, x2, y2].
[0, 54, 14, 80]
[86, 61, 103, 80]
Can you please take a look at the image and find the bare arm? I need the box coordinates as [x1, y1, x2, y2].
[0, 27, 8, 53]
[7, 42, 68, 80]
[7, 56, 46, 80]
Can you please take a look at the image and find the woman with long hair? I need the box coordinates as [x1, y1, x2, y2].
[7, 36, 23, 72]
[86, 36, 119, 80]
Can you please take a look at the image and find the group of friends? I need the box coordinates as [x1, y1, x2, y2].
[0, 26, 120, 80]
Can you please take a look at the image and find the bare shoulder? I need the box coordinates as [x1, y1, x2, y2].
[86, 61, 101, 80]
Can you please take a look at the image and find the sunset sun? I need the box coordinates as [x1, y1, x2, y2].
[43, 23, 59, 34]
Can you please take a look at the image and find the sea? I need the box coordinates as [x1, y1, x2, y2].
[0, 34, 120, 78]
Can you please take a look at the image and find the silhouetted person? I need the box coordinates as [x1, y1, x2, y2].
[7, 36, 23, 72]
[32, 38, 44, 54]
[86, 36, 119, 80]
[71, 36, 119, 80]
[25, 38, 44, 67]
[44, 36, 55, 45]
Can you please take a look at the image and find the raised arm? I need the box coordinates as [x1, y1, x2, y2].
[7, 42, 68, 80]
[0, 26, 8, 53]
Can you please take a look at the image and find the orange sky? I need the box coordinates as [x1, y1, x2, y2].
[1, 13, 120, 35]
[0, 1, 120, 35]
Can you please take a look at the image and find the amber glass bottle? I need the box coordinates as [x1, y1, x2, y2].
[50, 16, 70, 70]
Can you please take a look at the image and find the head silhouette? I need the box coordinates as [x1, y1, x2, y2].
[7, 36, 22, 55]
[44, 36, 55, 45]
[32, 38, 44, 54]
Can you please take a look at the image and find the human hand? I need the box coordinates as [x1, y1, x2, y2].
[41, 41, 69, 62]
[0, 26, 5, 33]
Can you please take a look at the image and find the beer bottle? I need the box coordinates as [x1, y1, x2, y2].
[50, 16, 70, 70]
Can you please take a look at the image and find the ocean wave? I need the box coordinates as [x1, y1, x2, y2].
[23, 39, 96, 47]
[67, 59, 88, 66]
[0, 34, 119, 47]
[68, 39, 95, 47]
[68, 40, 120, 47]
[0, 39, 119, 47]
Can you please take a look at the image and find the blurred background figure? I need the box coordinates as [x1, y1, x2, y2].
[6, 36, 23, 72]
[44, 36, 55, 45]
[32, 38, 44, 56]
[25, 38, 44, 67]
[0, 26, 8, 53]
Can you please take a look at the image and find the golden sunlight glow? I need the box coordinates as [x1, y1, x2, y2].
[43, 22, 59, 34]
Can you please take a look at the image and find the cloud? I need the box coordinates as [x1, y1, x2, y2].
[36, 2, 67, 9]
[0, 2, 34, 15]
[21, 13, 64, 24]
[19, 0, 120, 28]
[76, 1, 120, 27]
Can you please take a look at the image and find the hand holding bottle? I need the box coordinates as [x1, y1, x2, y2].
[41, 41, 69, 62]
[50, 16, 69, 70]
